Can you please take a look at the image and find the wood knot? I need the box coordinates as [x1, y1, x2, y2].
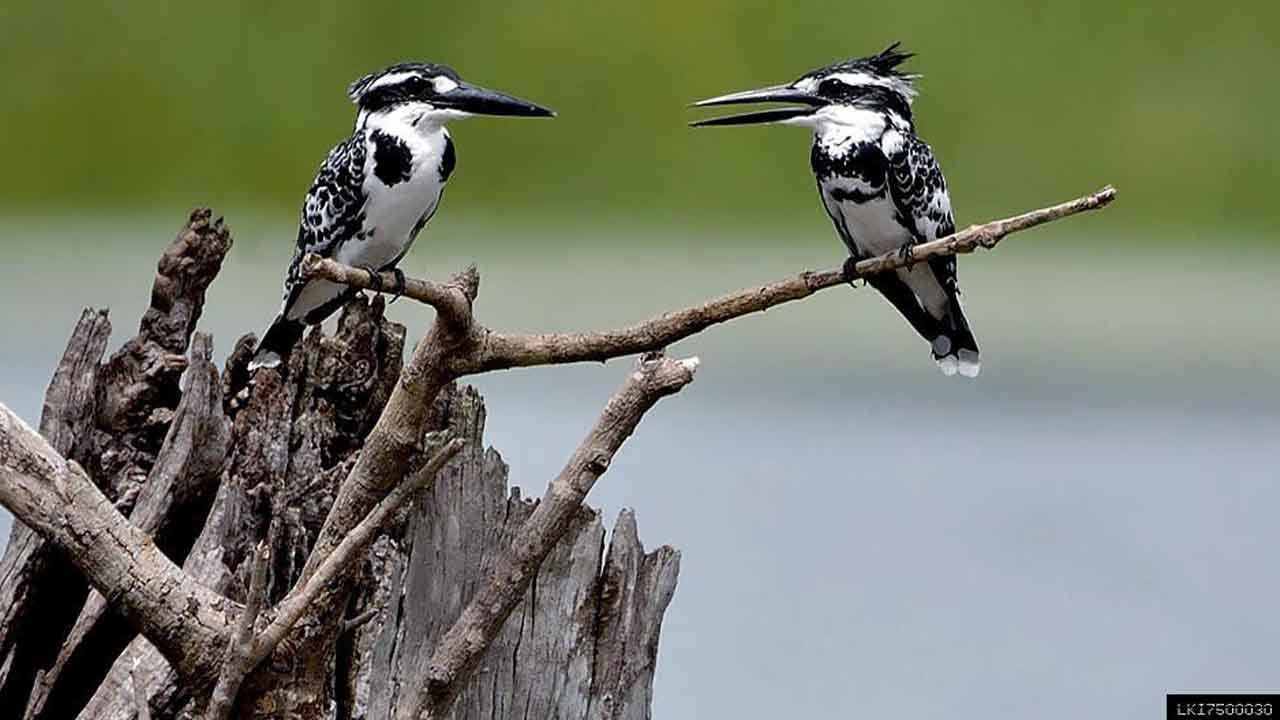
[587, 450, 611, 474]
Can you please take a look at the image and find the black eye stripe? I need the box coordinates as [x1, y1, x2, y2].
[359, 76, 435, 112]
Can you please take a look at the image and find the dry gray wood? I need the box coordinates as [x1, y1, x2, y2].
[400, 353, 698, 720]
[246, 437, 464, 669]
[217, 547, 268, 715]
[0, 402, 234, 678]
[207, 540, 270, 720]
[129, 659, 152, 720]
[91, 209, 232, 504]
[0, 308, 110, 707]
[588, 509, 680, 720]
[74, 296, 412, 720]
[348, 386, 682, 720]
[0, 209, 230, 711]
[22, 332, 230, 719]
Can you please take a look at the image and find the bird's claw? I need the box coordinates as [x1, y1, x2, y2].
[842, 256, 863, 287]
[897, 242, 917, 269]
[388, 268, 407, 303]
[360, 265, 385, 293]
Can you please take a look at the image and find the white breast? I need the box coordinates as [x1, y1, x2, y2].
[836, 195, 910, 256]
[336, 124, 449, 270]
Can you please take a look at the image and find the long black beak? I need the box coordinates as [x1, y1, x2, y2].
[441, 81, 555, 118]
[690, 84, 825, 127]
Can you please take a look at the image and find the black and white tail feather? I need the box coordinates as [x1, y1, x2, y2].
[252, 315, 308, 371]
[692, 42, 980, 377]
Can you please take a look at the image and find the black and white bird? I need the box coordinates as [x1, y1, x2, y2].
[692, 43, 980, 377]
[251, 63, 554, 369]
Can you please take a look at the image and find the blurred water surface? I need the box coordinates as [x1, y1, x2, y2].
[0, 215, 1276, 718]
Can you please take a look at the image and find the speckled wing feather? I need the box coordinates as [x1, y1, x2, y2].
[886, 135, 958, 293]
[282, 134, 369, 308]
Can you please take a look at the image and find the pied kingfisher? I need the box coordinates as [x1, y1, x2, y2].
[692, 43, 980, 377]
[251, 63, 554, 369]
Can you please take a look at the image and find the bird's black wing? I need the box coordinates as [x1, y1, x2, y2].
[885, 133, 979, 365]
[885, 134, 958, 296]
[281, 134, 369, 308]
[813, 144, 944, 343]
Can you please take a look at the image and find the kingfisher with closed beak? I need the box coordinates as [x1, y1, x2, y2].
[692, 43, 980, 377]
[251, 63, 554, 369]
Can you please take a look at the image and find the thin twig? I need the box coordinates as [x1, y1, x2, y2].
[472, 186, 1117, 370]
[247, 435, 465, 668]
[207, 540, 270, 720]
[300, 256, 477, 332]
[396, 353, 700, 720]
[304, 186, 1116, 373]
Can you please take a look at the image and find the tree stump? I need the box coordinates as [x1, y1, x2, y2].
[0, 210, 679, 719]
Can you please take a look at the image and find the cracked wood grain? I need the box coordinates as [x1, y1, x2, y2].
[400, 353, 698, 720]
[0, 403, 234, 680]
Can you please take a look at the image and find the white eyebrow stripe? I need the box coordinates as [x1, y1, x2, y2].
[369, 71, 421, 90]
[432, 76, 459, 93]
[826, 71, 918, 100]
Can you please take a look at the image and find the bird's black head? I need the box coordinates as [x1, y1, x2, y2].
[348, 62, 555, 121]
[691, 43, 918, 128]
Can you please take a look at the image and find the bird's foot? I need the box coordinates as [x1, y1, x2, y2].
[388, 268, 407, 303]
[897, 241, 917, 269]
[359, 265, 385, 293]
[842, 256, 863, 287]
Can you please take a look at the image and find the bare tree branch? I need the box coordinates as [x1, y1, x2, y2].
[206, 541, 269, 720]
[299, 256, 476, 332]
[249, 435, 465, 667]
[0, 403, 233, 681]
[21, 332, 231, 720]
[396, 352, 699, 720]
[191, 434, 464, 715]
[295, 283, 478, 645]
[305, 186, 1117, 372]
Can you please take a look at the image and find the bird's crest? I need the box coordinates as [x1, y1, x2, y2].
[819, 42, 917, 79]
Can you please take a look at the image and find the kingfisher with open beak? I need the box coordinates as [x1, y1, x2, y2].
[692, 44, 980, 377]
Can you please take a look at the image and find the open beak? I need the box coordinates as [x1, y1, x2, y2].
[690, 83, 825, 127]
[441, 81, 556, 118]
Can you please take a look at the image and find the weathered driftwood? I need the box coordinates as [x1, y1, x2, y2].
[0, 212, 686, 719]
[1, 210, 231, 715]
[350, 388, 680, 720]
[20, 332, 231, 720]
[0, 186, 1116, 718]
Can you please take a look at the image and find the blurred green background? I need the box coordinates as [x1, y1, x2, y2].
[1, 0, 1277, 231]
[1, 3, 1278, 720]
